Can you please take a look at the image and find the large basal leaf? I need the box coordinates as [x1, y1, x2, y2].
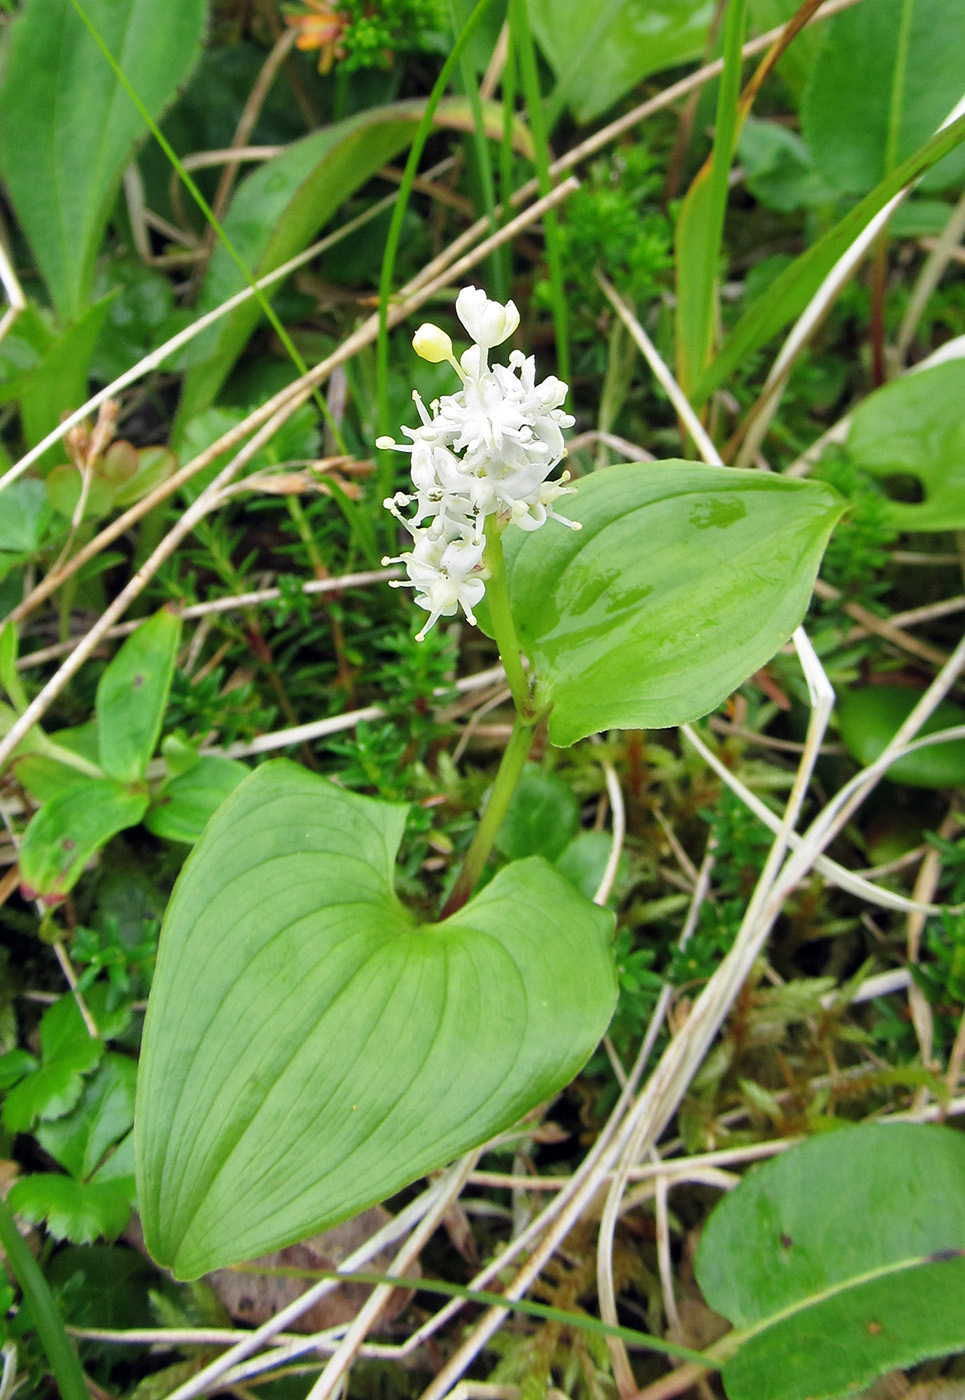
[696, 1123, 965, 1400]
[497, 463, 842, 747]
[0, 0, 207, 323]
[176, 97, 529, 428]
[843, 359, 965, 531]
[801, 0, 965, 196]
[96, 606, 182, 785]
[135, 762, 616, 1279]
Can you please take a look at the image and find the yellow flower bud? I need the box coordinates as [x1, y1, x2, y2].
[412, 324, 454, 363]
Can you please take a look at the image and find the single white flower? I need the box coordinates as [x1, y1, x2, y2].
[455, 286, 520, 350]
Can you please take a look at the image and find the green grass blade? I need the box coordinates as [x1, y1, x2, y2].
[0, 1191, 89, 1400]
[66, 0, 344, 451]
[374, 0, 502, 506]
[674, 0, 746, 396]
[692, 108, 965, 404]
[511, 0, 569, 384]
[233, 1265, 721, 1368]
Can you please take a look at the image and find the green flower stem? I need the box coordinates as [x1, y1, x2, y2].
[483, 515, 529, 716]
[440, 710, 536, 918]
[438, 519, 542, 917]
[0, 1193, 89, 1400]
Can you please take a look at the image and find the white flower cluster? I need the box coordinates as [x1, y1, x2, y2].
[378, 286, 578, 639]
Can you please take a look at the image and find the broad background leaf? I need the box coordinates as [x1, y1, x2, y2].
[837, 686, 965, 788]
[497, 463, 842, 747]
[697, 1123, 965, 1400]
[0, 0, 207, 323]
[136, 762, 616, 1279]
[801, 0, 965, 195]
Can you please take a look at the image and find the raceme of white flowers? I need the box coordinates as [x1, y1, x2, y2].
[378, 286, 579, 639]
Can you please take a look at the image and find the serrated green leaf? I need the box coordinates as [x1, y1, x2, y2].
[0, 0, 207, 322]
[495, 463, 842, 747]
[144, 754, 248, 844]
[7, 1173, 132, 1244]
[0, 1047, 38, 1091]
[696, 1123, 965, 1400]
[136, 761, 617, 1278]
[96, 607, 181, 784]
[35, 1055, 137, 1180]
[18, 779, 148, 900]
[844, 360, 965, 531]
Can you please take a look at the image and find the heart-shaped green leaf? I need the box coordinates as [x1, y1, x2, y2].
[845, 360, 965, 531]
[135, 762, 617, 1279]
[498, 463, 842, 746]
[696, 1123, 965, 1400]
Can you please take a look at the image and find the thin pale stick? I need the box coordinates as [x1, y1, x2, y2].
[596, 274, 722, 466]
[896, 184, 965, 363]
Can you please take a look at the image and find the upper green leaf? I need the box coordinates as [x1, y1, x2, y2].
[696, 1123, 965, 1400]
[136, 761, 617, 1278]
[497, 463, 842, 746]
[0, 0, 207, 322]
[96, 606, 182, 784]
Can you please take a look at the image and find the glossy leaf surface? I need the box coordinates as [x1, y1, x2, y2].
[0, 0, 206, 322]
[18, 780, 148, 900]
[499, 463, 842, 746]
[845, 360, 965, 531]
[96, 607, 181, 784]
[136, 762, 617, 1278]
[697, 1124, 965, 1400]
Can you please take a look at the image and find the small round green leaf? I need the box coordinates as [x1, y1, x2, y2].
[136, 762, 617, 1279]
[144, 754, 248, 844]
[500, 463, 843, 745]
[495, 764, 579, 862]
[837, 685, 965, 788]
[696, 1123, 965, 1400]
